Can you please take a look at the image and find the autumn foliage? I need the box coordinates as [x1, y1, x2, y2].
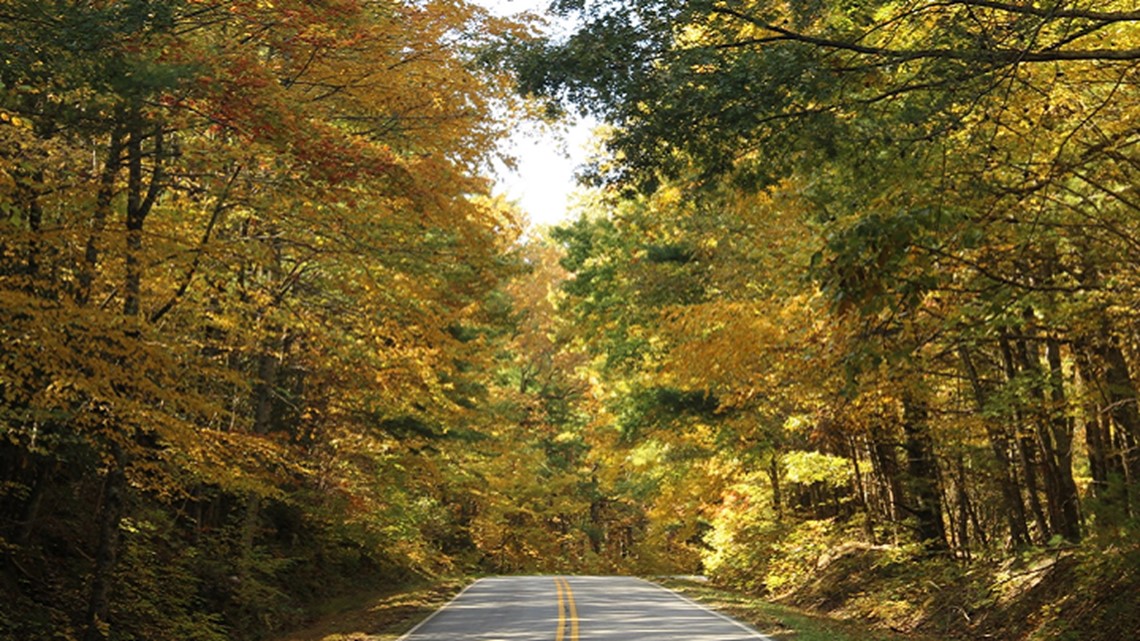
[509, 0, 1140, 636]
[0, 1, 531, 639]
[4, 2, 1140, 641]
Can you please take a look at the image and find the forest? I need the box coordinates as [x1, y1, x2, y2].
[1, 1, 1138, 641]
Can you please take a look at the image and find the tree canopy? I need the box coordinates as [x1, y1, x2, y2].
[512, 0, 1140, 582]
[3, 2, 1140, 640]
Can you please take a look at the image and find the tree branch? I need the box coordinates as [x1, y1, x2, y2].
[710, 4, 1140, 63]
[149, 164, 243, 324]
[950, 1, 1140, 23]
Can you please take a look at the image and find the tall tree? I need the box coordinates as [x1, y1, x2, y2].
[1, 1, 527, 638]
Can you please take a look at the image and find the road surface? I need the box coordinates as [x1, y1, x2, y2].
[399, 576, 770, 641]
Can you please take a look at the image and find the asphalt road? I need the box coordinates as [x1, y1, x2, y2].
[399, 576, 770, 641]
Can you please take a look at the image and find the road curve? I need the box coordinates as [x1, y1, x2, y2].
[399, 575, 770, 641]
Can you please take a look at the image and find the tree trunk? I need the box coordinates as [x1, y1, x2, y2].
[1075, 347, 1110, 498]
[17, 170, 45, 282]
[1093, 326, 1140, 505]
[77, 128, 124, 306]
[768, 450, 782, 522]
[1018, 434, 1052, 542]
[16, 460, 51, 545]
[900, 393, 948, 553]
[959, 344, 1031, 547]
[849, 435, 877, 542]
[253, 349, 280, 435]
[956, 455, 971, 558]
[869, 427, 904, 543]
[83, 463, 126, 641]
[1069, 258, 1137, 515]
[1043, 338, 1081, 541]
[84, 115, 164, 641]
[1012, 331, 1081, 541]
[1000, 333, 1052, 543]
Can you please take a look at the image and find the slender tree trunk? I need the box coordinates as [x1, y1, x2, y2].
[943, 471, 959, 552]
[1018, 434, 1052, 542]
[1044, 338, 1081, 540]
[84, 115, 164, 641]
[16, 460, 51, 545]
[240, 212, 292, 562]
[83, 461, 125, 641]
[589, 496, 604, 554]
[1117, 429, 1135, 512]
[900, 393, 948, 553]
[956, 455, 971, 558]
[966, 492, 990, 550]
[1000, 333, 1052, 543]
[1012, 332, 1081, 541]
[124, 118, 165, 318]
[1085, 410, 1109, 496]
[849, 436, 877, 542]
[253, 350, 280, 435]
[1069, 259, 1137, 515]
[241, 331, 286, 570]
[1075, 347, 1110, 498]
[1013, 334, 1066, 529]
[77, 129, 124, 306]
[1093, 326, 1140, 511]
[960, 344, 1031, 547]
[82, 121, 149, 641]
[768, 450, 782, 522]
[869, 428, 904, 543]
[18, 170, 45, 282]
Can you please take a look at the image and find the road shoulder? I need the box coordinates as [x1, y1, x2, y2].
[269, 579, 469, 641]
[652, 577, 933, 641]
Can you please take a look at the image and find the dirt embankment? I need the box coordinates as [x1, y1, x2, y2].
[782, 542, 1140, 641]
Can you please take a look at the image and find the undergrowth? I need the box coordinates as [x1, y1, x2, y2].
[754, 538, 1140, 641]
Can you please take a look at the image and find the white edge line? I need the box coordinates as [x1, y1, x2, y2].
[639, 577, 774, 640]
[396, 578, 484, 641]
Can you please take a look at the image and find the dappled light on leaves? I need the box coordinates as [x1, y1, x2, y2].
[4, 2, 1140, 641]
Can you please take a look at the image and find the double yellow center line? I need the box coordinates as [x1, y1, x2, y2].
[553, 577, 579, 641]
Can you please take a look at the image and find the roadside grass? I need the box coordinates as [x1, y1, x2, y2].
[654, 577, 928, 641]
[270, 579, 467, 641]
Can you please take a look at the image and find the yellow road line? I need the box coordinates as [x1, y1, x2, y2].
[555, 578, 566, 641]
[565, 579, 579, 641]
[553, 577, 578, 641]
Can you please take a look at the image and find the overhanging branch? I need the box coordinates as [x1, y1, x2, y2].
[710, 4, 1140, 64]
